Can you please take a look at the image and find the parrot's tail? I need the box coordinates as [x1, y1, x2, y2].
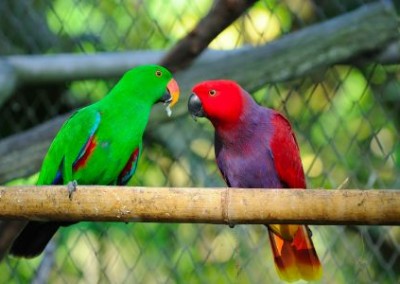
[268, 225, 322, 282]
[9, 221, 62, 258]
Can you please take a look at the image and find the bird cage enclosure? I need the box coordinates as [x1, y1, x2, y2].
[0, 0, 399, 283]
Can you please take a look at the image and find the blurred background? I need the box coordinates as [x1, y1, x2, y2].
[0, 0, 399, 283]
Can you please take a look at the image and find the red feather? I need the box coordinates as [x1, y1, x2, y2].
[118, 147, 140, 185]
[269, 225, 322, 282]
[270, 112, 306, 189]
[73, 136, 97, 171]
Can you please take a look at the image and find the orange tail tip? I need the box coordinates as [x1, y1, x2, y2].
[268, 225, 322, 282]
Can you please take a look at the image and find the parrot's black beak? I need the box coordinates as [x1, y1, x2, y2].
[160, 91, 172, 104]
[188, 93, 205, 120]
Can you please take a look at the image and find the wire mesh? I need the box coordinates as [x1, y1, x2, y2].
[1, 0, 399, 283]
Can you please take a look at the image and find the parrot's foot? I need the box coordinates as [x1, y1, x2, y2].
[67, 180, 78, 200]
[307, 226, 313, 237]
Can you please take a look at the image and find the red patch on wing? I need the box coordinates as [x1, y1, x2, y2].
[270, 113, 306, 189]
[73, 136, 97, 171]
[118, 148, 140, 185]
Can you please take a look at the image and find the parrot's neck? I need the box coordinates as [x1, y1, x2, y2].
[99, 90, 153, 125]
[104, 93, 151, 109]
[106, 78, 158, 109]
[214, 98, 264, 147]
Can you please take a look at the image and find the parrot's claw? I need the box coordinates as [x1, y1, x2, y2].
[67, 180, 78, 200]
[307, 226, 313, 237]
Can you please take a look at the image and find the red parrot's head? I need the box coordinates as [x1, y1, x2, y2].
[188, 80, 244, 127]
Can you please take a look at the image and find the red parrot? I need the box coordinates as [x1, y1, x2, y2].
[188, 80, 322, 282]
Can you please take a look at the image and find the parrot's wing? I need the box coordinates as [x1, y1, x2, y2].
[214, 138, 232, 187]
[268, 113, 322, 281]
[267, 112, 305, 238]
[70, 111, 101, 172]
[117, 144, 141, 185]
[269, 112, 306, 189]
[37, 108, 101, 185]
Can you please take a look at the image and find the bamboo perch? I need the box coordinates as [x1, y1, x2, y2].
[0, 186, 399, 225]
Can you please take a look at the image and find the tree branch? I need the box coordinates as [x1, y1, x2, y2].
[174, 0, 399, 91]
[0, 187, 399, 225]
[355, 40, 400, 65]
[0, 115, 68, 183]
[159, 0, 258, 72]
[0, 1, 397, 100]
[0, 2, 396, 89]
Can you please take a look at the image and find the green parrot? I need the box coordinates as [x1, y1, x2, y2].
[9, 64, 180, 258]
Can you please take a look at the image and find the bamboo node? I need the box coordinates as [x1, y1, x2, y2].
[222, 187, 235, 228]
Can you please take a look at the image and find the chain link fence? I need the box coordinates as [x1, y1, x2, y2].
[1, 0, 399, 283]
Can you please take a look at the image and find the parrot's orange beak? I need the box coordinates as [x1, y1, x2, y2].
[167, 78, 180, 108]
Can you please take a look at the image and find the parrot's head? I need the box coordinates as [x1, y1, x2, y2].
[188, 80, 244, 127]
[120, 65, 180, 116]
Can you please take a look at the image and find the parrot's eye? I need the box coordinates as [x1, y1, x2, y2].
[209, 90, 216, 96]
[155, 70, 162, 77]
